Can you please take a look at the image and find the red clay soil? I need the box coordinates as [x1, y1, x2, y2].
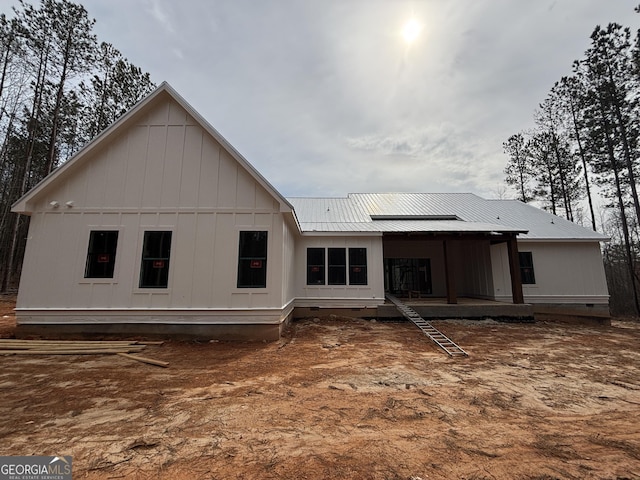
[0, 295, 639, 479]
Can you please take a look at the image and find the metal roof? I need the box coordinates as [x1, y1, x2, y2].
[286, 197, 371, 224]
[287, 193, 608, 241]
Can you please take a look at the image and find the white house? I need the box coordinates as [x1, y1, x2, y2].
[11, 83, 610, 340]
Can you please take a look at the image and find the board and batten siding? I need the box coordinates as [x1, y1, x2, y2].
[281, 217, 298, 310]
[454, 240, 494, 299]
[294, 236, 384, 308]
[16, 97, 292, 326]
[490, 241, 609, 305]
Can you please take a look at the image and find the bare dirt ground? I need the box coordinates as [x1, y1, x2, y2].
[1, 295, 639, 480]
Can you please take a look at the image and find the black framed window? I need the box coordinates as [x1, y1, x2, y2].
[237, 231, 268, 288]
[139, 231, 172, 288]
[307, 248, 325, 285]
[328, 248, 346, 285]
[85, 230, 118, 278]
[349, 248, 368, 285]
[519, 251, 536, 285]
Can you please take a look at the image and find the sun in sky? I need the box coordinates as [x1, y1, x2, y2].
[402, 17, 422, 44]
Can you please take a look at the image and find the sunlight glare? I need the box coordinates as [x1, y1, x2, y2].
[402, 18, 422, 44]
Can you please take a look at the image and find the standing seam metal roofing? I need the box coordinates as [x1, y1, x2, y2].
[286, 193, 608, 240]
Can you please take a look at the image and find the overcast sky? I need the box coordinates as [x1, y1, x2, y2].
[3, 1, 640, 198]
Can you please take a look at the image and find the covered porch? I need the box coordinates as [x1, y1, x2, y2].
[381, 231, 532, 320]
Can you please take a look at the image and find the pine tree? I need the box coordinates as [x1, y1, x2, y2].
[503, 133, 535, 202]
[502, 8, 640, 315]
[0, 0, 156, 292]
[587, 24, 640, 231]
[533, 95, 584, 222]
[80, 42, 155, 140]
[554, 76, 598, 231]
[42, 0, 97, 174]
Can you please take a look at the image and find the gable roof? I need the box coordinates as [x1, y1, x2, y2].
[12, 83, 607, 244]
[12, 82, 295, 215]
[288, 193, 608, 241]
[482, 198, 608, 241]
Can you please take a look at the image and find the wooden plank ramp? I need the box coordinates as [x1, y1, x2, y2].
[386, 294, 468, 357]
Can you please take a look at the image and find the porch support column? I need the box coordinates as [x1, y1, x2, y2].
[443, 239, 457, 304]
[506, 234, 524, 304]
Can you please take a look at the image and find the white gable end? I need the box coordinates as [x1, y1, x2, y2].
[15, 96, 281, 214]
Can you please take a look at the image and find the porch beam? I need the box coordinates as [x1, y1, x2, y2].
[506, 235, 524, 304]
[384, 233, 519, 243]
[443, 239, 457, 304]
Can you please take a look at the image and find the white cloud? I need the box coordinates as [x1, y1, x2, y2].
[336, 124, 504, 195]
[1, 0, 638, 201]
[146, 0, 174, 33]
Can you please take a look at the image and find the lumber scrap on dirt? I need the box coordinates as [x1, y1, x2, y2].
[0, 339, 169, 367]
[117, 352, 169, 368]
[0, 348, 146, 355]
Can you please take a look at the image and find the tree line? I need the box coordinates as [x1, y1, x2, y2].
[503, 9, 640, 316]
[0, 0, 156, 292]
